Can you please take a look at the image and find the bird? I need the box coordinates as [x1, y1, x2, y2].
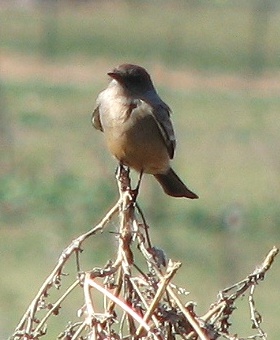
[92, 63, 198, 199]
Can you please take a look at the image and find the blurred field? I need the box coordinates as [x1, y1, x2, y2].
[1, 1, 280, 338]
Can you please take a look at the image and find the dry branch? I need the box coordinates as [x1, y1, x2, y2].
[10, 168, 278, 340]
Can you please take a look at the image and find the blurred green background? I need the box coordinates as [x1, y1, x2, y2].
[1, 0, 280, 338]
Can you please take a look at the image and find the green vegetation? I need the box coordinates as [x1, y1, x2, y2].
[1, 1, 280, 72]
[1, 1, 279, 338]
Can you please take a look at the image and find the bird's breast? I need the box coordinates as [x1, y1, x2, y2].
[101, 105, 169, 174]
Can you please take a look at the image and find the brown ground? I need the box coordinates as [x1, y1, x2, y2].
[2, 52, 280, 96]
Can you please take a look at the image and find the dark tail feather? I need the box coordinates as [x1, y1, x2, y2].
[154, 168, 198, 199]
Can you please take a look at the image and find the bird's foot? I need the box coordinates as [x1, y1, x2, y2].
[129, 187, 139, 202]
[116, 164, 131, 190]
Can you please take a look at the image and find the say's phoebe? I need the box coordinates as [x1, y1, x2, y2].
[92, 64, 198, 199]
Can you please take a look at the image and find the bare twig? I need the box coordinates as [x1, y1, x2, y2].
[85, 273, 152, 333]
[249, 285, 266, 339]
[200, 246, 279, 339]
[34, 280, 80, 334]
[10, 167, 279, 340]
[136, 260, 181, 337]
[13, 199, 120, 337]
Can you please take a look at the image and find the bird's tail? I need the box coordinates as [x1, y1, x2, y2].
[154, 168, 198, 199]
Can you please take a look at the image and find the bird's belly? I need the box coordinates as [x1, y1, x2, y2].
[104, 114, 169, 174]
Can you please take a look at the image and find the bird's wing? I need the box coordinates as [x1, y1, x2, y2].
[152, 103, 176, 159]
[91, 105, 103, 132]
[140, 91, 176, 159]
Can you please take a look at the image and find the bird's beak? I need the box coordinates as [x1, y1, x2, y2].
[107, 70, 121, 81]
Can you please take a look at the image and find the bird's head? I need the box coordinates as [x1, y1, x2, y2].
[107, 64, 155, 96]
